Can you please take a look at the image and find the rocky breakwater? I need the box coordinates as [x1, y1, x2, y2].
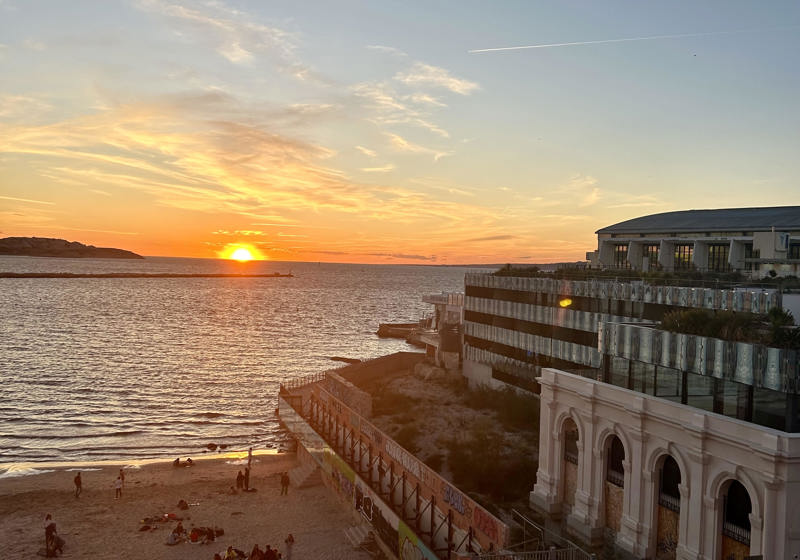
[0, 237, 144, 259]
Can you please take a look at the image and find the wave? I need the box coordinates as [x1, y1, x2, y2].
[0, 466, 56, 479]
[2, 430, 144, 440]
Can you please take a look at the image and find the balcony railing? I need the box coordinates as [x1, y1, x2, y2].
[606, 469, 624, 487]
[722, 521, 751, 545]
[658, 492, 680, 512]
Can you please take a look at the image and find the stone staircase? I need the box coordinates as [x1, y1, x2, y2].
[289, 461, 322, 488]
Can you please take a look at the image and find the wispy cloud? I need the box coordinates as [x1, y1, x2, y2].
[367, 45, 408, 58]
[464, 234, 516, 243]
[135, 0, 311, 78]
[23, 38, 46, 51]
[0, 195, 55, 205]
[355, 145, 377, 158]
[0, 94, 53, 121]
[394, 62, 478, 95]
[384, 132, 451, 161]
[361, 164, 395, 173]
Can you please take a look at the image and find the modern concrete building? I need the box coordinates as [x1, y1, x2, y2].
[419, 291, 463, 370]
[461, 207, 800, 559]
[586, 206, 800, 277]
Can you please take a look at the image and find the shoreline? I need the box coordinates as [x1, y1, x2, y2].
[0, 450, 371, 559]
[0, 449, 289, 479]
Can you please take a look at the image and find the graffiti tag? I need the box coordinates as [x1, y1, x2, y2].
[474, 508, 499, 542]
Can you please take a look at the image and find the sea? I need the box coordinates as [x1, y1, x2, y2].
[0, 256, 488, 468]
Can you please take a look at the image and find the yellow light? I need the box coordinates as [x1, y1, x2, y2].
[559, 298, 573, 308]
[230, 248, 254, 261]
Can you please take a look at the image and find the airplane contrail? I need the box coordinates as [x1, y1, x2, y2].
[468, 28, 788, 53]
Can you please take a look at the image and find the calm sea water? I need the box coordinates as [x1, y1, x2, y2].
[0, 256, 482, 464]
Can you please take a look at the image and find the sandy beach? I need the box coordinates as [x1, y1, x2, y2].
[0, 451, 372, 560]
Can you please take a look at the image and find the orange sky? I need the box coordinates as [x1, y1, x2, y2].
[2, 1, 799, 264]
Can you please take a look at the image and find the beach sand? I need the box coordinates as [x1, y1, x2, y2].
[0, 452, 371, 560]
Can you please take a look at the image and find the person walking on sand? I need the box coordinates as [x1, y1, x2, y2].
[248, 446, 253, 469]
[114, 475, 122, 499]
[236, 470, 244, 490]
[244, 466, 250, 491]
[73, 472, 82, 498]
[280, 472, 289, 495]
[284, 533, 295, 560]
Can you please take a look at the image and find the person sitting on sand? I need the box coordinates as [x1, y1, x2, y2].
[165, 521, 186, 545]
[173, 457, 181, 467]
[264, 544, 277, 560]
[248, 543, 264, 559]
[186, 457, 194, 466]
[224, 545, 238, 559]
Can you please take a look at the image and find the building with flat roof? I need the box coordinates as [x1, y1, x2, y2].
[586, 206, 800, 276]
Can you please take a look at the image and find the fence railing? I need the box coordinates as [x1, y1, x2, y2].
[722, 521, 751, 545]
[503, 510, 594, 560]
[658, 492, 680, 513]
[279, 371, 329, 393]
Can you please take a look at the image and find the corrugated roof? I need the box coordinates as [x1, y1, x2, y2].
[596, 206, 800, 235]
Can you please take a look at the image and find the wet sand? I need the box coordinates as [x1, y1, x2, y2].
[0, 452, 370, 560]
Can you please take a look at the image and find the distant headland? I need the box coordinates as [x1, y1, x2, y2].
[0, 237, 144, 259]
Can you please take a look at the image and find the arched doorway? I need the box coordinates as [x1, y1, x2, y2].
[655, 456, 681, 559]
[604, 435, 625, 532]
[561, 418, 579, 511]
[720, 480, 752, 560]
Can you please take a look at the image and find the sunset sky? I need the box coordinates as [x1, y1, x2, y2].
[2, 1, 799, 264]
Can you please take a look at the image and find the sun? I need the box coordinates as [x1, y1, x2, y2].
[230, 248, 254, 262]
[220, 244, 263, 262]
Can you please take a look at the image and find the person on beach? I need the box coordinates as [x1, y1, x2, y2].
[44, 513, 64, 557]
[248, 447, 253, 469]
[73, 472, 82, 498]
[236, 470, 244, 490]
[280, 472, 289, 495]
[248, 543, 264, 559]
[244, 466, 250, 491]
[284, 533, 295, 560]
[114, 475, 122, 499]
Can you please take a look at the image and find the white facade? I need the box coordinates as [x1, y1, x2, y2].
[531, 368, 800, 560]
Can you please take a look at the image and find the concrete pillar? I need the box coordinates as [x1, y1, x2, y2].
[566, 406, 604, 545]
[628, 242, 643, 271]
[659, 241, 676, 271]
[530, 374, 561, 515]
[693, 241, 708, 272]
[681, 451, 709, 560]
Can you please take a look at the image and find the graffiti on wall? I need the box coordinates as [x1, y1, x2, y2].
[398, 521, 439, 560]
[312, 384, 510, 551]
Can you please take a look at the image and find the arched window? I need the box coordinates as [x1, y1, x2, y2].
[659, 456, 681, 512]
[564, 419, 578, 465]
[722, 480, 751, 546]
[606, 436, 624, 487]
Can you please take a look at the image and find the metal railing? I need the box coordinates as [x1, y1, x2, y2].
[279, 371, 328, 393]
[501, 510, 593, 560]
[658, 492, 680, 513]
[722, 521, 751, 545]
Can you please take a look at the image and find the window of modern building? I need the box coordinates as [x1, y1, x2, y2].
[608, 357, 630, 389]
[644, 244, 660, 270]
[744, 243, 760, 271]
[613, 244, 630, 269]
[686, 373, 714, 411]
[790, 242, 800, 260]
[673, 244, 693, 270]
[753, 387, 789, 431]
[707, 244, 731, 272]
[654, 366, 681, 402]
[631, 361, 655, 395]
